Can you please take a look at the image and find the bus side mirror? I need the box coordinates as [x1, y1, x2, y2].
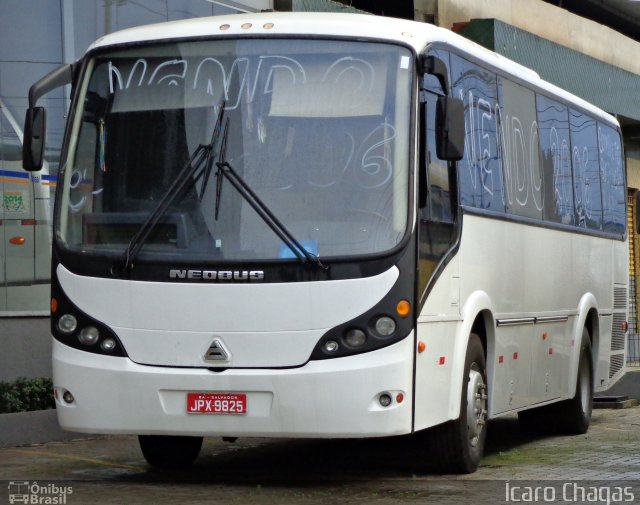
[436, 96, 464, 161]
[23, 107, 46, 171]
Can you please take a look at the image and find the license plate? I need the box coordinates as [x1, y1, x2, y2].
[186, 393, 247, 415]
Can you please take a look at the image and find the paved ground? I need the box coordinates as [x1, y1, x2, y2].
[1, 405, 640, 505]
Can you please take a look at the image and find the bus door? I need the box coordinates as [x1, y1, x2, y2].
[0, 102, 37, 312]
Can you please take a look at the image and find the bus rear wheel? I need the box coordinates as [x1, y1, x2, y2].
[138, 435, 203, 469]
[426, 333, 488, 474]
[557, 329, 593, 434]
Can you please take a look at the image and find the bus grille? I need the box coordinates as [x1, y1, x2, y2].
[609, 285, 627, 380]
[611, 313, 627, 351]
[613, 286, 627, 310]
[609, 354, 625, 379]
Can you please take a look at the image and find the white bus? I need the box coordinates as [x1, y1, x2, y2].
[23, 13, 627, 473]
[0, 97, 52, 315]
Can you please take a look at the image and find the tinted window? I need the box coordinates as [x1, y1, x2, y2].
[536, 95, 574, 225]
[598, 123, 626, 234]
[451, 54, 505, 213]
[498, 77, 542, 219]
[570, 109, 602, 230]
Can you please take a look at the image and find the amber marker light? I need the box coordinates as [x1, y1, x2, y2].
[51, 298, 58, 314]
[396, 299, 411, 318]
[417, 341, 426, 353]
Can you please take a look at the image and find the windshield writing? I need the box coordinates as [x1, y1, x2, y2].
[58, 39, 412, 263]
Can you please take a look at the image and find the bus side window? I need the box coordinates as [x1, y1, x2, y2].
[597, 122, 626, 235]
[536, 94, 575, 226]
[569, 108, 603, 230]
[450, 54, 505, 213]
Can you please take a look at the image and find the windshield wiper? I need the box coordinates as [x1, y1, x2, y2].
[214, 121, 328, 271]
[111, 101, 226, 276]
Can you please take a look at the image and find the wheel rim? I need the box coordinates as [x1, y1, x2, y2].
[466, 363, 487, 448]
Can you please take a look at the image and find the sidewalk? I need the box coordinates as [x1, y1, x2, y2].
[597, 367, 640, 400]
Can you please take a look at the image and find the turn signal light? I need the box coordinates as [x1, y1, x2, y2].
[396, 300, 411, 317]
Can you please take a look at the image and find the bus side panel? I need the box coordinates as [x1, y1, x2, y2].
[416, 214, 619, 425]
[414, 254, 466, 431]
[458, 214, 615, 416]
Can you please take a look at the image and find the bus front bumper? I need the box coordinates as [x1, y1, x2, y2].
[52, 336, 414, 438]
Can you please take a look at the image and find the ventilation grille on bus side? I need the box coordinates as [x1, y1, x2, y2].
[614, 286, 627, 310]
[611, 313, 627, 352]
[609, 354, 625, 379]
[609, 285, 627, 379]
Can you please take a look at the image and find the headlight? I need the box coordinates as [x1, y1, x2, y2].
[78, 326, 100, 345]
[101, 338, 117, 352]
[323, 340, 339, 353]
[344, 328, 367, 347]
[57, 314, 77, 334]
[374, 316, 396, 336]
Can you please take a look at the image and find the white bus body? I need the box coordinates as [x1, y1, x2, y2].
[25, 13, 627, 473]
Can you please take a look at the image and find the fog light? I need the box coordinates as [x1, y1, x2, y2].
[78, 326, 100, 345]
[379, 393, 392, 407]
[101, 338, 117, 352]
[62, 391, 74, 404]
[57, 314, 77, 334]
[323, 340, 339, 353]
[375, 316, 396, 336]
[344, 328, 366, 347]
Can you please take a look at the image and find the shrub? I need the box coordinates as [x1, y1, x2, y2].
[0, 377, 55, 413]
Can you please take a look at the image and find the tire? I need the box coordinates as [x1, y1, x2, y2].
[556, 328, 593, 434]
[138, 435, 203, 469]
[426, 333, 488, 474]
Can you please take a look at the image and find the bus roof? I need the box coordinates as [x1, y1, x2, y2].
[88, 12, 618, 128]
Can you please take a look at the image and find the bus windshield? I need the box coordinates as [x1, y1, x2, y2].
[57, 39, 413, 263]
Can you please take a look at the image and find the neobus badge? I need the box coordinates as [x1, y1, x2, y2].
[169, 269, 265, 281]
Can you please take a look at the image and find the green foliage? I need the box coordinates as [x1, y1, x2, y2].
[0, 377, 55, 414]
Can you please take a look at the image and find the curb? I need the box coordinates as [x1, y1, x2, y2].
[0, 410, 89, 448]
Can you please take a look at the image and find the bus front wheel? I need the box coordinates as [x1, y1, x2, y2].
[426, 333, 488, 474]
[138, 435, 203, 469]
